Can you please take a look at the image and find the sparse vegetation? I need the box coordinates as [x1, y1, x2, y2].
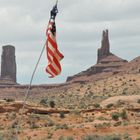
[120, 110, 127, 119]
[93, 103, 100, 108]
[137, 99, 140, 104]
[4, 98, 15, 102]
[49, 100, 55, 108]
[81, 135, 98, 140]
[106, 103, 114, 108]
[0, 133, 4, 140]
[47, 133, 53, 139]
[97, 116, 108, 121]
[55, 124, 68, 130]
[81, 134, 122, 140]
[60, 112, 65, 118]
[58, 136, 74, 140]
[0, 66, 140, 139]
[40, 98, 48, 106]
[59, 136, 74, 140]
[123, 133, 131, 140]
[9, 112, 17, 120]
[29, 120, 39, 129]
[112, 112, 120, 121]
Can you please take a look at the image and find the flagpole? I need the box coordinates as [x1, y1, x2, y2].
[21, 0, 59, 110]
[15, 0, 60, 139]
[15, 42, 46, 139]
[21, 0, 59, 112]
[22, 42, 46, 109]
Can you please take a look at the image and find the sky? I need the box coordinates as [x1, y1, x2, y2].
[0, 0, 140, 84]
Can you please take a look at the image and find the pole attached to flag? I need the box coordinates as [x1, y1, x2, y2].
[21, 0, 60, 113]
[15, 1, 62, 139]
[46, 0, 64, 78]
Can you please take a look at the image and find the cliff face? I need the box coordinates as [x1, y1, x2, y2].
[67, 30, 128, 83]
[0, 45, 17, 85]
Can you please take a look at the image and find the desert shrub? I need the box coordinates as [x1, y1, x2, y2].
[11, 121, 18, 128]
[23, 137, 30, 140]
[81, 135, 99, 140]
[40, 98, 48, 106]
[93, 103, 100, 108]
[49, 100, 55, 108]
[0, 126, 4, 131]
[116, 100, 125, 107]
[95, 123, 110, 129]
[112, 112, 120, 121]
[4, 98, 15, 102]
[60, 112, 65, 119]
[47, 133, 53, 139]
[97, 116, 107, 120]
[55, 124, 68, 130]
[106, 103, 114, 108]
[122, 121, 129, 126]
[47, 121, 55, 127]
[0, 133, 4, 140]
[81, 134, 122, 140]
[61, 124, 68, 129]
[77, 89, 80, 92]
[29, 121, 39, 129]
[70, 110, 80, 116]
[124, 138, 132, 140]
[113, 121, 121, 127]
[120, 110, 127, 119]
[137, 99, 140, 104]
[123, 133, 130, 139]
[104, 134, 121, 140]
[3, 129, 17, 140]
[59, 136, 74, 140]
[9, 112, 17, 120]
[67, 136, 75, 140]
[122, 91, 127, 95]
[59, 136, 65, 140]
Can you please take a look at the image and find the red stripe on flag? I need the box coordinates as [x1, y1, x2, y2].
[45, 19, 64, 78]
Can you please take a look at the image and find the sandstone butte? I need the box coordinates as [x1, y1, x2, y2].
[67, 29, 129, 83]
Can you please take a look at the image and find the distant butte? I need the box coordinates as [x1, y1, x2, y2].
[95, 29, 128, 72]
[67, 29, 128, 83]
[0, 45, 17, 85]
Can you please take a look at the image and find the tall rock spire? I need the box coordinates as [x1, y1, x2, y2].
[97, 29, 110, 63]
[66, 29, 128, 83]
[1, 45, 17, 82]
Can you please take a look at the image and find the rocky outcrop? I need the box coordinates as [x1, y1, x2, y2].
[97, 29, 111, 63]
[95, 29, 127, 74]
[67, 29, 128, 83]
[0, 45, 17, 84]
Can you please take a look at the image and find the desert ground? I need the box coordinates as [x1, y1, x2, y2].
[0, 72, 140, 140]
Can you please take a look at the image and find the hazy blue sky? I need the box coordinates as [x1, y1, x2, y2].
[0, 0, 140, 84]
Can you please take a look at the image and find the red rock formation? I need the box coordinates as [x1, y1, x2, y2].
[67, 30, 128, 83]
[0, 45, 17, 85]
[97, 29, 110, 63]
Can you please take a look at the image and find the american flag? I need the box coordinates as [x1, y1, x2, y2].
[46, 19, 64, 78]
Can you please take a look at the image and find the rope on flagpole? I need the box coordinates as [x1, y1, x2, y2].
[15, 0, 59, 113]
[15, 0, 59, 139]
[15, 42, 46, 139]
[21, 0, 59, 107]
[22, 42, 46, 110]
[21, 0, 59, 111]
